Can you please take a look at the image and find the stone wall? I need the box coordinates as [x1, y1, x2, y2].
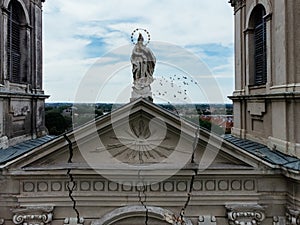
[0, 172, 295, 225]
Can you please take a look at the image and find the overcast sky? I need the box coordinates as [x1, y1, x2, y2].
[43, 0, 234, 104]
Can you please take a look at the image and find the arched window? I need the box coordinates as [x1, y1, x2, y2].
[7, 0, 27, 83]
[252, 5, 267, 85]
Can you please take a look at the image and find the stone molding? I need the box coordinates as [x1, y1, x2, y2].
[64, 218, 84, 225]
[198, 215, 216, 225]
[287, 208, 300, 225]
[21, 178, 256, 194]
[91, 205, 192, 225]
[12, 206, 53, 225]
[226, 204, 265, 225]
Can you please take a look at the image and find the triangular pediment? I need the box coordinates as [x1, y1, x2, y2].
[4, 99, 272, 175]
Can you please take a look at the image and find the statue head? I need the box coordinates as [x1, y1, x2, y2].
[137, 33, 144, 44]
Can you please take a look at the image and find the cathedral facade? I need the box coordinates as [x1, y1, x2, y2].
[0, 0, 300, 225]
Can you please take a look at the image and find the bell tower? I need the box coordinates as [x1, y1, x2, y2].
[0, 0, 47, 148]
[229, 0, 300, 157]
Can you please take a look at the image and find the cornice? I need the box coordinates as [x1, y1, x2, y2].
[229, 92, 300, 101]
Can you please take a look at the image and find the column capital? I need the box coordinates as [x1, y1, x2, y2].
[287, 207, 300, 225]
[226, 204, 265, 225]
[12, 206, 53, 225]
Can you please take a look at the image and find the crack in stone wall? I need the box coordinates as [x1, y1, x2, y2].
[64, 134, 81, 223]
[179, 127, 199, 225]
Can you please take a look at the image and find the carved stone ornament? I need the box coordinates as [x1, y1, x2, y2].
[226, 204, 265, 225]
[95, 118, 174, 164]
[198, 215, 216, 225]
[12, 206, 53, 225]
[287, 207, 300, 225]
[273, 216, 286, 225]
[10, 104, 30, 117]
[64, 217, 84, 225]
[229, 0, 246, 11]
[0, 218, 4, 225]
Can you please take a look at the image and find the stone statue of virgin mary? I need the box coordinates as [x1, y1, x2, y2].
[130, 33, 156, 101]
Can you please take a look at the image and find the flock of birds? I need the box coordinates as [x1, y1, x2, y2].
[153, 74, 198, 101]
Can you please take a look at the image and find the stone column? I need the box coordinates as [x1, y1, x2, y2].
[12, 206, 53, 225]
[226, 204, 265, 225]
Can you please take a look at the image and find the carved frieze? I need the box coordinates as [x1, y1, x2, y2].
[12, 206, 53, 225]
[226, 204, 265, 225]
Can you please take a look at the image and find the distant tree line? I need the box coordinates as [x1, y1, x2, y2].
[45, 103, 232, 136]
[45, 103, 105, 135]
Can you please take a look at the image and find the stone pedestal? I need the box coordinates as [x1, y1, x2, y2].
[130, 85, 153, 102]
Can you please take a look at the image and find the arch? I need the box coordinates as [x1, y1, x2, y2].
[6, 0, 30, 83]
[91, 206, 193, 225]
[245, 2, 269, 86]
[246, 0, 272, 29]
[3, 0, 30, 25]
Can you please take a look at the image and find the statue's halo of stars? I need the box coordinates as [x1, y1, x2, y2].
[131, 28, 151, 46]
